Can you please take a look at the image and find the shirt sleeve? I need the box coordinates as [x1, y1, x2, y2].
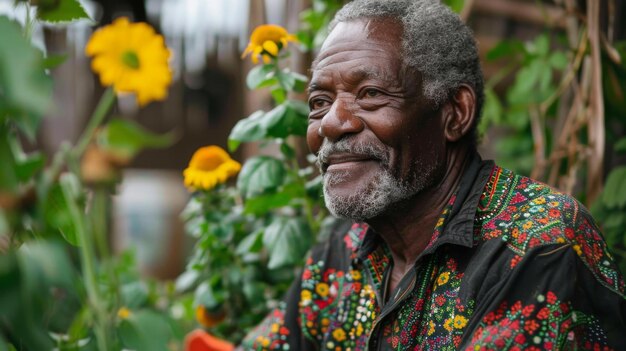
[462, 216, 626, 350]
[238, 277, 320, 351]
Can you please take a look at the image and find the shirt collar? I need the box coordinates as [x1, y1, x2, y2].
[350, 153, 496, 259]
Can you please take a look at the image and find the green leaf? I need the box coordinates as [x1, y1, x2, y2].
[194, 281, 220, 309]
[265, 101, 309, 138]
[478, 88, 502, 135]
[98, 118, 175, 160]
[277, 70, 308, 93]
[175, 269, 199, 292]
[486, 40, 524, 61]
[548, 51, 568, 70]
[228, 110, 267, 151]
[36, 0, 91, 23]
[236, 229, 264, 255]
[442, 0, 464, 13]
[0, 17, 53, 137]
[271, 87, 287, 104]
[263, 217, 312, 269]
[528, 34, 550, 57]
[45, 183, 78, 245]
[18, 241, 75, 288]
[0, 133, 19, 193]
[42, 54, 68, 70]
[237, 156, 286, 198]
[507, 59, 543, 105]
[244, 182, 304, 215]
[121, 281, 149, 309]
[15, 152, 45, 182]
[118, 310, 171, 351]
[246, 64, 277, 89]
[601, 166, 626, 208]
[615, 137, 626, 153]
[280, 142, 296, 159]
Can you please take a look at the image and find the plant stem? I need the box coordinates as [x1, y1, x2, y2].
[23, 3, 34, 41]
[290, 158, 318, 235]
[60, 177, 109, 351]
[74, 88, 116, 158]
[93, 186, 120, 306]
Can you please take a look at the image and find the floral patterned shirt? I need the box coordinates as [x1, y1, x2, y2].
[240, 157, 626, 350]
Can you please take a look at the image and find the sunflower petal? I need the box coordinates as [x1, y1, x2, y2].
[262, 40, 279, 56]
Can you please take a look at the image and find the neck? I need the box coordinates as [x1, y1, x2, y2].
[365, 146, 473, 273]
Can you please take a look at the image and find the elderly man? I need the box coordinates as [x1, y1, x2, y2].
[239, 0, 626, 350]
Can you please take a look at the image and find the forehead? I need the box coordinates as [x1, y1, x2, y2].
[311, 19, 405, 85]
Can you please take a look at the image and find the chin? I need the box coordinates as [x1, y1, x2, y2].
[322, 168, 423, 221]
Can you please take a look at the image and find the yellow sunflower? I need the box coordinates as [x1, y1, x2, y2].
[86, 17, 172, 106]
[242, 24, 297, 64]
[183, 146, 241, 191]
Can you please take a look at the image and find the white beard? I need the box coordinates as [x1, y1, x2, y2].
[317, 138, 438, 221]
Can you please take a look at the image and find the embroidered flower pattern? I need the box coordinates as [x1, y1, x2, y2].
[467, 291, 613, 351]
[476, 166, 625, 294]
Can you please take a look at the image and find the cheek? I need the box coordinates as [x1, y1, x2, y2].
[306, 122, 322, 154]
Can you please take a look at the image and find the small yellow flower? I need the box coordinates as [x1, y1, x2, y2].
[86, 17, 172, 106]
[315, 282, 330, 297]
[573, 244, 582, 256]
[332, 328, 346, 342]
[427, 320, 435, 336]
[453, 315, 468, 329]
[242, 24, 297, 64]
[356, 324, 364, 336]
[350, 270, 362, 280]
[443, 318, 454, 332]
[437, 272, 450, 286]
[183, 146, 241, 191]
[523, 221, 533, 230]
[301, 289, 312, 303]
[117, 307, 131, 319]
[271, 323, 280, 333]
[256, 336, 270, 347]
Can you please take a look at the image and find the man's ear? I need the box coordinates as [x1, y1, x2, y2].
[442, 84, 476, 142]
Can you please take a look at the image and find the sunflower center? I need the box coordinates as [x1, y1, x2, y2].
[121, 51, 140, 69]
[196, 156, 224, 171]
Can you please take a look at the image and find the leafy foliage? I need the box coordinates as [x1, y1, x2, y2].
[480, 34, 567, 175]
[0, 16, 52, 141]
[35, 0, 91, 23]
[0, 11, 182, 351]
[180, 17, 339, 343]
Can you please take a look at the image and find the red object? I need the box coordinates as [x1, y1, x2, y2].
[185, 329, 235, 351]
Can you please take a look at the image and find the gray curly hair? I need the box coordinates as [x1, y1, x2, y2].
[329, 0, 484, 135]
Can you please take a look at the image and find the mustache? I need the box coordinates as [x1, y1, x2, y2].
[316, 138, 390, 171]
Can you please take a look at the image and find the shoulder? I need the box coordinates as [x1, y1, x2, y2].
[475, 166, 625, 295]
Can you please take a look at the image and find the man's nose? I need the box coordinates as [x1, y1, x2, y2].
[319, 97, 364, 141]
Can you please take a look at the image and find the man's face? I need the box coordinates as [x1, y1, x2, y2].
[306, 19, 447, 221]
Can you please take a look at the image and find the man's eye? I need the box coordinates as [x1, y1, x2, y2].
[309, 98, 330, 110]
[363, 88, 381, 98]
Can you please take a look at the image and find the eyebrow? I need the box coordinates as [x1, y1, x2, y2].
[308, 67, 396, 94]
